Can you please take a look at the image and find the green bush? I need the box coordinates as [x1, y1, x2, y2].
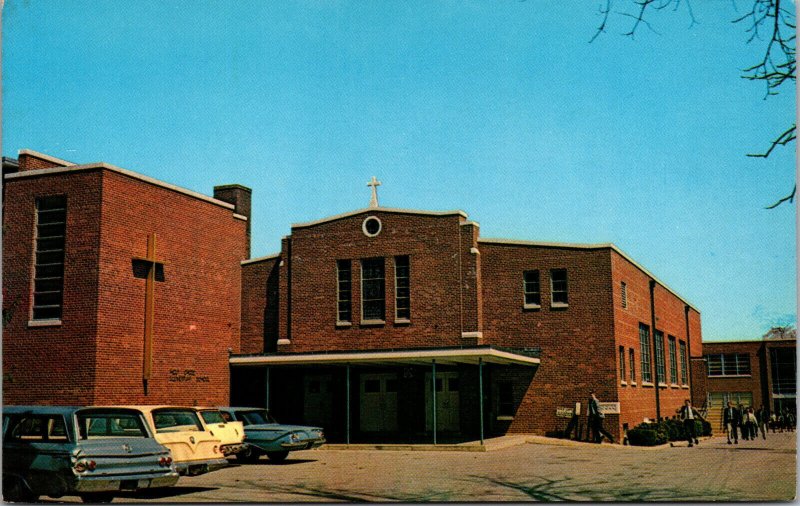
[627, 419, 713, 446]
[626, 426, 668, 446]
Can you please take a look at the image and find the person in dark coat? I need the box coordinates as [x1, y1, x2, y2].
[738, 404, 749, 440]
[587, 391, 615, 444]
[677, 399, 704, 447]
[755, 405, 769, 440]
[723, 401, 741, 444]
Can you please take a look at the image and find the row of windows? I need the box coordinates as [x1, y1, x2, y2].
[337, 256, 410, 324]
[623, 323, 689, 386]
[522, 268, 568, 308]
[705, 353, 751, 377]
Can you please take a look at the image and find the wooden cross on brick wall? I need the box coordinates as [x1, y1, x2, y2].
[132, 233, 165, 395]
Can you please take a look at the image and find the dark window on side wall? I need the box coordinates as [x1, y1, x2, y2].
[550, 269, 568, 306]
[523, 270, 541, 306]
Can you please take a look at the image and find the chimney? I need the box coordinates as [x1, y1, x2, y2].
[214, 184, 252, 259]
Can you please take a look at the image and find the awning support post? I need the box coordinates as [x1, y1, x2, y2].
[479, 358, 484, 445]
[265, 366, 270, 410]
[432, 359, 437, 445]
[346, 364, 351, 445]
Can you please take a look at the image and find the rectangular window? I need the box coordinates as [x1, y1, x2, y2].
[394, 256, 410, 320]
[770, 347, 796, 395]
[32, 195, 67, 321]
[639, 323, 652, 383]
[679, 340, 688, 384]
[705, 353, 752, 376]
[629, 349, 636, 384]
[619, 346, 626, 383]
[621, 281, 628, 309]
[336, 260, 352, 323]
[523, 270, 541, 307]
[668, 336, 678, 384]
[550, 268, 568, 306]
[654, 330, 666, 384]
[361, 257, 385, 322]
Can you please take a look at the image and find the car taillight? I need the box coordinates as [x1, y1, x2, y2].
[159, 456, 173, 467]
[75, 460, 96, 472]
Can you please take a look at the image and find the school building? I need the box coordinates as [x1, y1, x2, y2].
[698, 337, 796, 432]
[3, 149, 705, 443]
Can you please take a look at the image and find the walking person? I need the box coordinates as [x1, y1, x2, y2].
[738, 404, 749, 440]
[677, 399, 704, 447]
[723, 401, 741, 444]
[587, 391, 615, 444]
[755, 405, 769, 440]
[742, 407, 758, 441]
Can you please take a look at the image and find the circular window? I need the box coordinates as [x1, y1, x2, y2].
[362, 216, 382, 237]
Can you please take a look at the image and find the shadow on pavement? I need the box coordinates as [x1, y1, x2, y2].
[115, 486, 220, 499]
[240, 458, 318, 466]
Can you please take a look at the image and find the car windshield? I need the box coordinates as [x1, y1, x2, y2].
[152, 409, 204, 433]
[77, 410, 148, 439]
[239, 410, 277, 425]
[200, 410, 226, 424]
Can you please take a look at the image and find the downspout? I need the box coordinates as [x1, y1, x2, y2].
[684, 305, 693, 392]
[649, 280, 661, 421]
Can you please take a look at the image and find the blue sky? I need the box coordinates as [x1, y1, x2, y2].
[3, 1, 796, 341]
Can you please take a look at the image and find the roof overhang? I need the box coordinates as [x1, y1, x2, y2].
[229, 346, 540, 367]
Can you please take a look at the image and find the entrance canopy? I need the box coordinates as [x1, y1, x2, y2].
[229, 345, 540, 368]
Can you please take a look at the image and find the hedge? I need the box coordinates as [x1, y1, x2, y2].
[627, 419, 712, 446]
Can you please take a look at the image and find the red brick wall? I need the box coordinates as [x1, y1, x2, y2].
[610, 250, 703, 433]
[241, 257, 280, 354]
[279, 211, 473, 353]
[702, 340, 764, 408]
[18, 153, 70, 171]
[3, 171, 103, 404]
[93, 170, 247, 405]
[479, 243, 618, 437]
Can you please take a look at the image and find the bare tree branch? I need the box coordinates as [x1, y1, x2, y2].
[765, 185, 796, 209]
[747, 124, 796, 158]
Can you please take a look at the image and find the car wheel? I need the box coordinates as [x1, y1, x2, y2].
[3, 476, 39, 503]
[236, 446, 261, 463]
[80, 493, 114, 503]
[266, 451, 289, 462]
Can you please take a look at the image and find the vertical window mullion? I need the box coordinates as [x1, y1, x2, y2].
[336, 260, 352, 323]
[394, 256, 410, 320]
[32, 196, 67, 321]
[639, 323, 652, 383]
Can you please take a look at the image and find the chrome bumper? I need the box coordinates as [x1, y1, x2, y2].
[174, 458, 229, 476]
[280, 437, 326, 450]
[73, 471, 180, 493]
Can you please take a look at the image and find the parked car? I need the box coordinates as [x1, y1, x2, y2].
[195, 407, 245, 456]
[218, 407, 325, 462]
[126, 406, 228, 476]
[2, 405, 179, 503]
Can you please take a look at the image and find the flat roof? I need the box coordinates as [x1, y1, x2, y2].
[241, 252, 281, 266]
[230, 345, 540, 367]
[4, 161, 238, 212]
[478, 238, 699, 312]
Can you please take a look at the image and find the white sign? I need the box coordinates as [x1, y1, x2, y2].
[598, 402, 620, 414]
[556, 407, 574, 418]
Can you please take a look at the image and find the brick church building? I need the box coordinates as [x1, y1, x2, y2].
[2, 150, 250, 406]
[3, 149, 704, 443]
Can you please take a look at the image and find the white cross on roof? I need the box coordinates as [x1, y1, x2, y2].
[367, 176, 381, 208]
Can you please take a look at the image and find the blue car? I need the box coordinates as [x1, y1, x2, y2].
[2, 406, 179, 503]
[218, 407, 325, 462]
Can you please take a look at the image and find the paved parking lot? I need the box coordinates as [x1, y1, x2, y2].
[47, 432, 796, 502]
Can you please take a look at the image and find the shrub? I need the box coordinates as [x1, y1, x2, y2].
[626, 426, 667, 446]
